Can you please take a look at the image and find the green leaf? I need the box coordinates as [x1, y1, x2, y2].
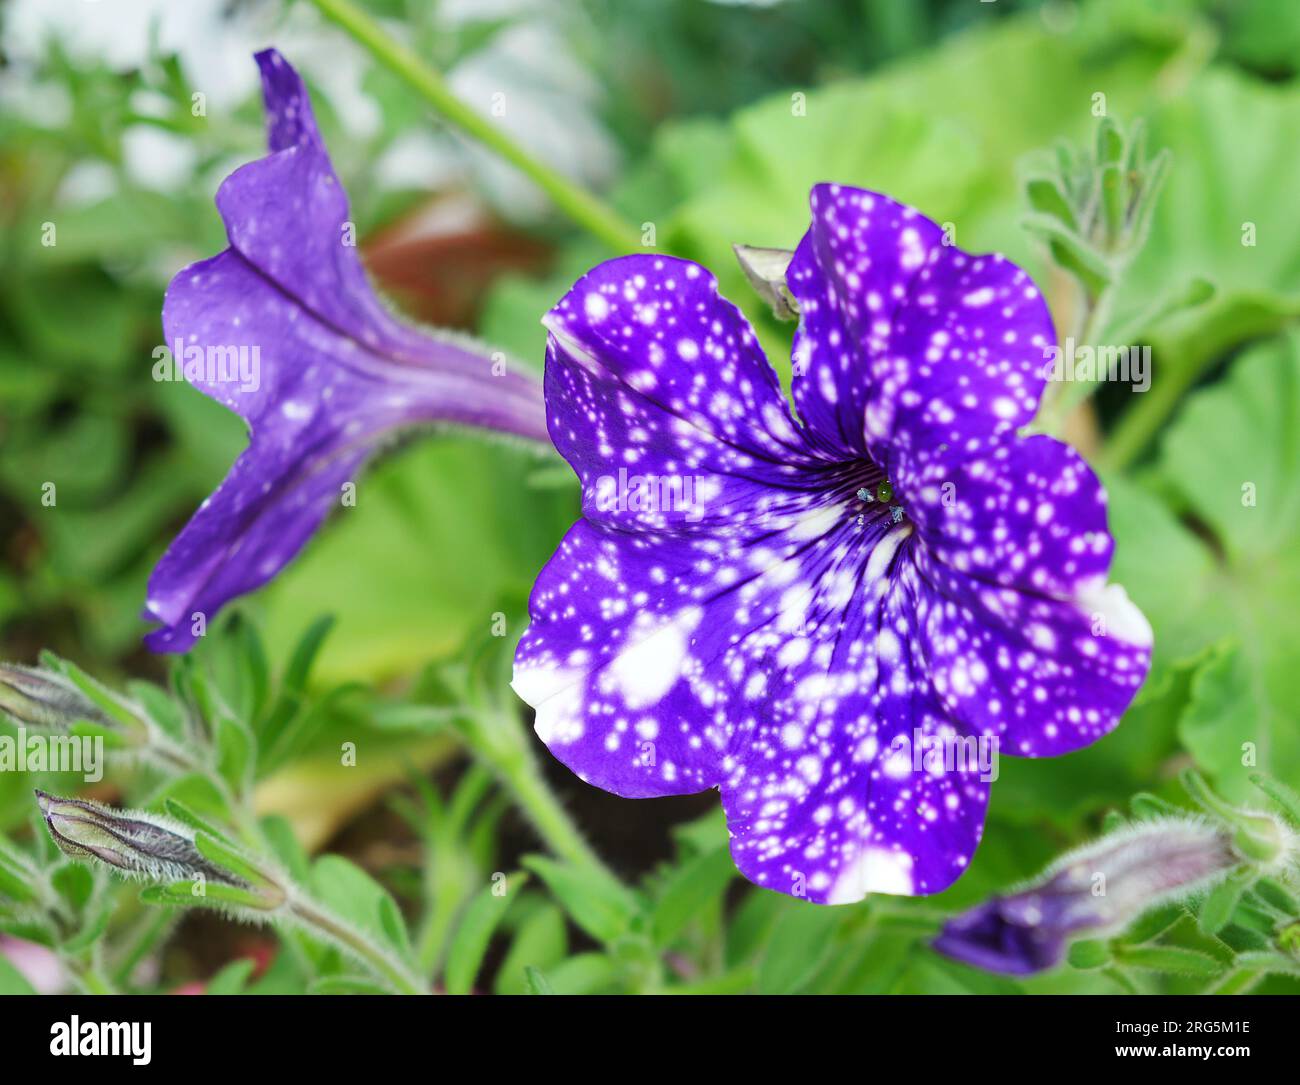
[0, 856, 37, 905]
[310, 855, 412, 960]
[308, 974, 390, 995]
[1207, 967, 1264, 995]
[60, 905, 111, 955]
[258, 439, 568, 684]
[51, 863, 93, 909]
[193, 832, 274, 892]
[756, 903, 842, 994]
[205, 957, 256, 995]
[1095, 116, 1123, 166]
[1199, 871, 1253, 936]
[1151, 333, 1300, 798]
[1113, 944, 1225, 978]
[1067, 939, 1112, 970]
[1021, 214, 1114, 296]
[259, 815, 311, 886]
[214, 712, 255, 793]
[523, 965, 555, 995]
[140, 880, 268, 910]
[162, 800, 238, 847]
[1253, 877, 1300, 916]
[1024, 176, 1076, 229]
[1118, 71, 1300, 373]
[125, 680, 188, 743]
[144, 773, 231, 823]
[1250, 774, 1300, 824]
[651, 845, 736, 947]
[522, 856, 641, 945]
[542, 952, 618, 995]
[52, 658, 145, 740]
[1099, 160, 1125, 246]
[493, 902, 567, 995]
[1115, 903, 1186, 947]
[0, 953, 37, 994]
[213, 615, 270, 725]
[444, 872, 527, 995]
[283, 615, 336, 696]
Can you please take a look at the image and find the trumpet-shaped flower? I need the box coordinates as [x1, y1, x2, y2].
[512, 183, 1151, 903]
[144, 50, 547, 652]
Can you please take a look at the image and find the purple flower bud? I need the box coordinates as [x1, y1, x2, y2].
[933, 817, 1239, 975]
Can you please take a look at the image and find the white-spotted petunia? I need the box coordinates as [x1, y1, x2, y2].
[512, 183, 1152, 904]
[144, 50, 548, 652]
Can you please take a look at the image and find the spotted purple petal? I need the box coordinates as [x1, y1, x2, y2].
[785, 187, 946, 460]
[787, 184, 1055, 472]
[513, 184, 1152, 904]
[144, 50, 547, 652]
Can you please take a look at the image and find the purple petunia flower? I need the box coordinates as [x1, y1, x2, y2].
[144, 50, 548, 652]
[933, 817, 1237, 974]
[512, 183, 1152, 904]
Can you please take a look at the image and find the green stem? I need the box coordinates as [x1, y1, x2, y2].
[140, 732, 425, 992]
[1097, 354, 1198, 471]
[63, 953, 117, 995]
[1037, 282, 1113, 436]
[307, 0, 642, 253]
[496, 747, 612, 879]
[289, 897, 427, 994]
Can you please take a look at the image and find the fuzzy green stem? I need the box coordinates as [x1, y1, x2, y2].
[289, 897, 427, 994]
[307, 0, 642, 253]
[496, 746, 612, 879]
[1037, 281, 1114, 436]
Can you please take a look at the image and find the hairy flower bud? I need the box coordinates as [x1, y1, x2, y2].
[0, 665, 110, 731]
[35, 791, 236, 885]
[933, 817, 1242, 975]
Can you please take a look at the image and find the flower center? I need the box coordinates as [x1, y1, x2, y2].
[853, 476, 905, 528]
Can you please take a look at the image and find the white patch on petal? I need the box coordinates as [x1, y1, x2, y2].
[543, 317, 605, 375]
[827, 848, 915, 903]
[512, 666, 587, 745]
[787, 503, 843, 541]
[605, 607, 702, 708]
[864, 523, 913, 584]
[1076, 578, 1152, 647]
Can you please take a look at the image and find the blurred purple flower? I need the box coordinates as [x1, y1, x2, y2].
[144, 49, 547, 652]
[934, 817, 1237, 973]
[512, 184, 1152, 903]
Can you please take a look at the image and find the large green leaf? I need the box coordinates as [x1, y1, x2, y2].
[1146, 333, 1300, 796]
[1119, 70, 1300, 373]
